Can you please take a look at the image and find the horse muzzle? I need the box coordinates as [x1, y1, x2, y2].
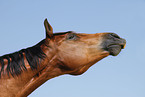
[102, 33, 126, 56]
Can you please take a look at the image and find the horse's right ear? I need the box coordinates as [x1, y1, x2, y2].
[44, 18, 53, 38]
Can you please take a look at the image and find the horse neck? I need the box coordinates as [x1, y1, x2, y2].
[16, 46, 64, 97]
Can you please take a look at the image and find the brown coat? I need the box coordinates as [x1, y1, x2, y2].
[0, 19, 126, 97]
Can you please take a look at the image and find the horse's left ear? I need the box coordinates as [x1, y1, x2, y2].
[44, 18, 53, 38]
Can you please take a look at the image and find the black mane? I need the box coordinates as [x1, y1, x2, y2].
[0, 40, 46, 78]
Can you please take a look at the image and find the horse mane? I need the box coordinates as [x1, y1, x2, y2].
[0, 40, 46, 78]
[0, 31, 72, 78]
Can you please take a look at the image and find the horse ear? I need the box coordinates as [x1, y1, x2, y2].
[44, 18, 53, 38]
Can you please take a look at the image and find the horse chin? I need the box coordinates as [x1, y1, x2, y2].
[107, 45, 122, 56]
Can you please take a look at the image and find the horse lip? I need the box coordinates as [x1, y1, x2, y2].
[105, 41, 126, 56]
[102, 42, 126, 56]
[108, 43, 125, 49]
[107, 44, 122, 56]
[122, 43, 126, 49]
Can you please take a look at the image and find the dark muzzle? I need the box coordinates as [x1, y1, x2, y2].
[102, 33, 126, 56]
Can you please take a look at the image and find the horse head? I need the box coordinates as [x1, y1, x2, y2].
[43, 19, 126, 75]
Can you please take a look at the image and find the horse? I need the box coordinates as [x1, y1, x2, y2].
[0, 19, 126, 97]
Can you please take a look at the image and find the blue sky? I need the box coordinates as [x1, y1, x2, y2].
[0, 0, 145, 97]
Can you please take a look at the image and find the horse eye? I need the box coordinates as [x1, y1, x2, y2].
[67, 34, 77, 40]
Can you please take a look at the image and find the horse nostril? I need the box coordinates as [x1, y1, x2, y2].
[109, 33, 120, 39]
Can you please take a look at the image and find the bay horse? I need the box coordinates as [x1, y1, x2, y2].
[0, 19, 126, 97]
